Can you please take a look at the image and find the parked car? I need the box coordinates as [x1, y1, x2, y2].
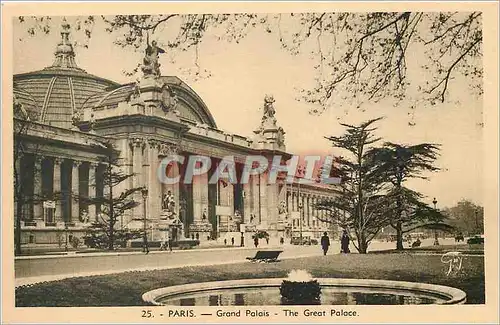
[467, 235, 484, 245]
[291, 237, 312, 245]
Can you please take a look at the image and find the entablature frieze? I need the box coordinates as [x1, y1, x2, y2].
[286, 184, 338, 198]
[157, 142, 180, 157]
[22, 146, 107, 165]
[179, 139, 257, 164]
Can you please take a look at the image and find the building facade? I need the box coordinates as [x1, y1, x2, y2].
[13, 22, 339, 246]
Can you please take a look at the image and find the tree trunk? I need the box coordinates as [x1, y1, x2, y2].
[15, 198, 23, 256]
[107, 164, 114, 251]
[395, 221, 404, 250]
[358, 240, 368, 254]
[357, 234, 368, 254]
[108, 225, 114, 250]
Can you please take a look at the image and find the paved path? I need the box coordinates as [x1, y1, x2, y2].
[15, 238, 461, 287]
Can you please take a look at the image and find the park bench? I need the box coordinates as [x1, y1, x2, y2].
[411, 240, 421, 248]
[246, 250, 283, 263]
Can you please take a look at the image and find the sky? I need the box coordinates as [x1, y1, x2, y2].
[12, 16, 484, 208]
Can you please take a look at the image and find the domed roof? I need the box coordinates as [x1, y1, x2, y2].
[13, 87, 39, 120]
[13, 19, 118, 128]
[81, 76, 218, 128]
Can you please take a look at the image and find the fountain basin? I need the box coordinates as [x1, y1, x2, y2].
[142, 278, 466, 306]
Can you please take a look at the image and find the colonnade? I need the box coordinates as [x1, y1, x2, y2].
[16, 154, 103, 226]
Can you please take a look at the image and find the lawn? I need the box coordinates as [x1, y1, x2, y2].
[15, 253, 484, 307]
[371, 243, 485, 255]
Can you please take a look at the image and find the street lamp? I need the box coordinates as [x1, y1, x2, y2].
[64, 221, 68, 252]
[179, 197, 187, 238]
[432, 197, 439, 246]
[141, 187, 148, 251]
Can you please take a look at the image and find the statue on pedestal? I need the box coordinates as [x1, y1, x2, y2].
[88, 113, 96, 133]
[162, 191, 175, 214]
[278, 200, 287, 216]
[79, 210, 89, 224]
[234, 210, 242, 223]
[141, 39, 165, 78]
[254, 94, 283, 141]
[202, 208, 208, 221]
[263, 94, 276, 119]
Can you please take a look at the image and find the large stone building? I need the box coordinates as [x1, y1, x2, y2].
[13, 22, 338, 247]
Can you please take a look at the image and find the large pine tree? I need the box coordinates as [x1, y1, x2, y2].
[369, 142, 452, 249]
[84, 141, 144, 250]
[316, 117, 390, 253]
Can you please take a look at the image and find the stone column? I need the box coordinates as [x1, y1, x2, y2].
[259, 172, 268, 227]
[243, 180, 252, 224]
[192, 162, 209, 223]
[142, 141, 151, 221]
[309, 195, 314, 228]
[319, 203, 323, 229]
[53, 158, 63, 222]
[148, 140, 160, 219]
[218, 176, 234, 231]
[314, 196, 321, 228]
[304, 194, 310, 227]
[219, 179, 233, 207]
[267, 181, 280, 234]
[71, 160, 81, 223]
[131, 138, 144, 219]
[114, 138, 134, 226]
[251, 175, 260, 222]
[159, 143, 180, 217]
[321, 200, 326, 227]
[286, 189, 292, 215]
[33, 156, 44, 220]
[88, 162, 98, 221]
[300, 194, 305, 225]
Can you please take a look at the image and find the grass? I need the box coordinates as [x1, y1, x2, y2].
[371, 243, 484, 255]
[17, 243, 230, 256]
[15, 253, 484, 307]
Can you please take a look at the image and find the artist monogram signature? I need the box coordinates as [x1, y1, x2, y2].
[441, 252, 464, 276]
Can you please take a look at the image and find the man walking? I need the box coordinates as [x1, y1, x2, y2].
[168, 236, 173, 252]
[341, 230, 350, 254]
[321, 232, 330, 256]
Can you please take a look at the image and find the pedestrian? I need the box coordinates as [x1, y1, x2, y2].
[265, 237, 269, 245]
[254, 236, 259, 248]
[341, 230, 350, 254]
[224, 238, 227, 245]
[231, 237, 235, 246]
[280, 237, 284, 245]
[143, 233, 149, 254]
[168, 237, 173, 252]
[321, 232, 330, 256]
[240, 233, 245, 247]
[160, 238, 167, 251]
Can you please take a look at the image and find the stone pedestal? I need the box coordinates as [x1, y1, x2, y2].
[188, 221, 213, 241]
[158, 209, 184, 241]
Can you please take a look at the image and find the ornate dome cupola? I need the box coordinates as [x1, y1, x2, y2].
[48, 18, 82, 70]
[13, 19, 118, 129]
